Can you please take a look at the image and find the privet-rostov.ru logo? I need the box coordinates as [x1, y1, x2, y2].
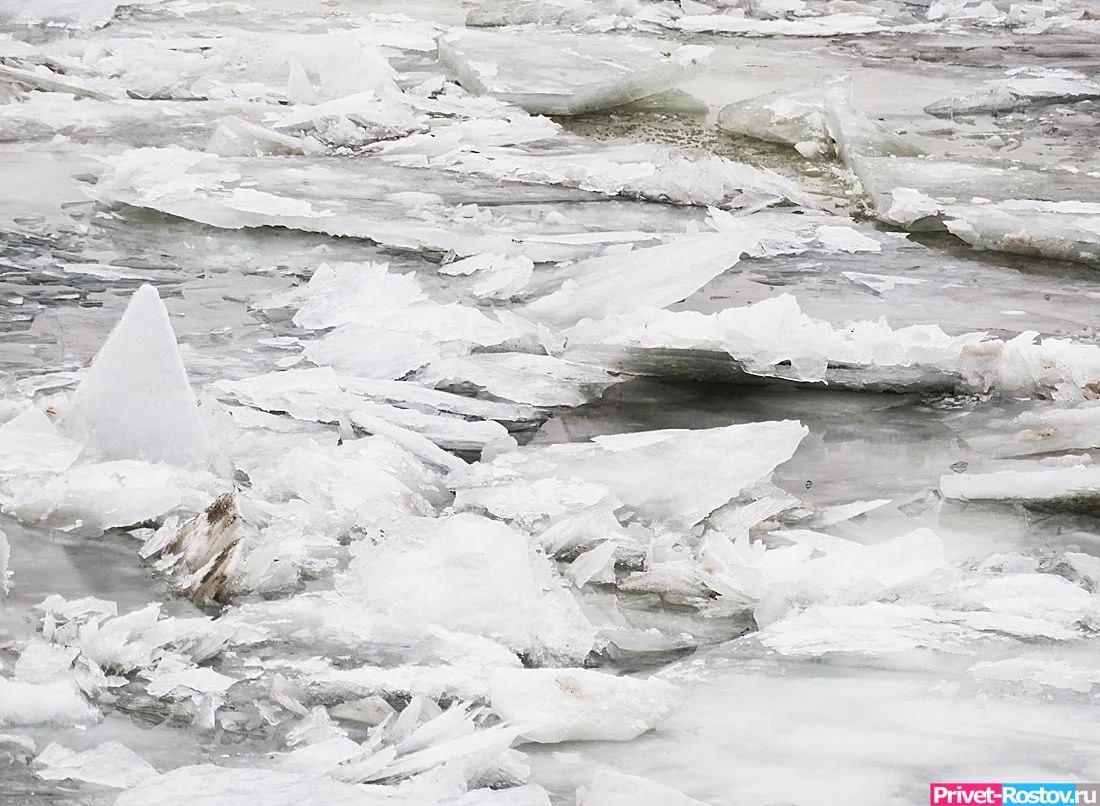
[931, 784, 1100, 805]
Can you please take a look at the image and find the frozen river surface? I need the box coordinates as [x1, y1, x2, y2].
[0, 0, 1099, 804]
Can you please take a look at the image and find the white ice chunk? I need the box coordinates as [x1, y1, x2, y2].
[419, 353, 622, 407]
[524, 231, 758, 329]
[717, 77, 849, 155]
[35, 741, 157, 788]
[925, 68, 1100, 116]
[215, 367, 529, 453]
[565, 293, 1100, 395]
[577, 769, 710, 806]
[490, 668, 682, 743]
[0, 0, 131, 27]
[145, 667, 237, 698]
[566, 540, 619, 587]
[2, 460, 187, 533]
[339, 513, 594, 664]
[0, 678, 96, 726]
[965, 657, 1100, 698]
[456, 421, 807, 529]
[940, 466, 1100, 509]
[63, 285, 209, 467]
[437, 29, 709, 116]
[303, 326, 441, 381]
[0, 407, 82, 476]
[676, 12, 889, 36]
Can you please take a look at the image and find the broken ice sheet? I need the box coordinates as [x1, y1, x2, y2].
[417, 353, 623, 408]
[924, 68, 1100, 117]
[672, 11, 895, 36]
[522, 230, 761, 330]
[35, 740, 157, 788]
[453, 420, 807, 531]
[953, 401, 1100, 458]
[563, 293, 1100, 395]
[437, 28, 710, 115]
[92, 147, 689, 261]
[259, 261, 539, 362]
[0, 406, 82, 475]
[940, 464, 1100, 515]
[43, 29, 405, 103]
[214, 367, 534, 453]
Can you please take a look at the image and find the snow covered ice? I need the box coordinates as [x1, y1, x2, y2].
[1, 0, 1100, 804]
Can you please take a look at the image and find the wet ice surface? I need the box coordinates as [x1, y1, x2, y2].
[1, 0, 1100, 804]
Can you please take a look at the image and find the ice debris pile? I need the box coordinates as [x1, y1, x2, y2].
[2, 0, 1100, 802]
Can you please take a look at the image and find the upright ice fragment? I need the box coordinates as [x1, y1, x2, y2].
[437, 29, 709, 115]
[63, 285, 209, 466]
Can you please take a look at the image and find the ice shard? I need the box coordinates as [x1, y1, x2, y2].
[63, 285, 210, 466]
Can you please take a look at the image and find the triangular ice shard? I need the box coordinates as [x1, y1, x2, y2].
[63, 284, 209, 466]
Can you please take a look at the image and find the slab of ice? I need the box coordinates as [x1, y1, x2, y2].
[717, 77, 849, 156]
[490, 668, 682, 743]
[964, 657, 1100, 699]
[437, 29, 709, 116]
[577, 769, 710, 806]
[63, 284, 210, 467]
[832, 114, 1100, 265]
[523, 231, 758, 329]
[36, 741, 157, 788]
[674, 12, 891, 36]
[60, 31, 402, 103]
[94, 147, 801, 254]
[215, 367, 532, 453]
[0, 678, 96, 726]
[0, 0, 130, 27]
[564, 294, 1100, 395]
[454, 421, 807, 530]
[759, 568, 1096, 657]
[466, 0, 643, 28]
[418, 353, 622, 408]
[2, 460, 191, 534]
[0, 407, 82, 476]
[925, 68, 1100, 117]
[961, 402, 1100, 457]
[377, 133, 813, 211]
[940, 466, 1100, 512]
[262, 262, 535, 355]
[750, 528, 948, 627]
